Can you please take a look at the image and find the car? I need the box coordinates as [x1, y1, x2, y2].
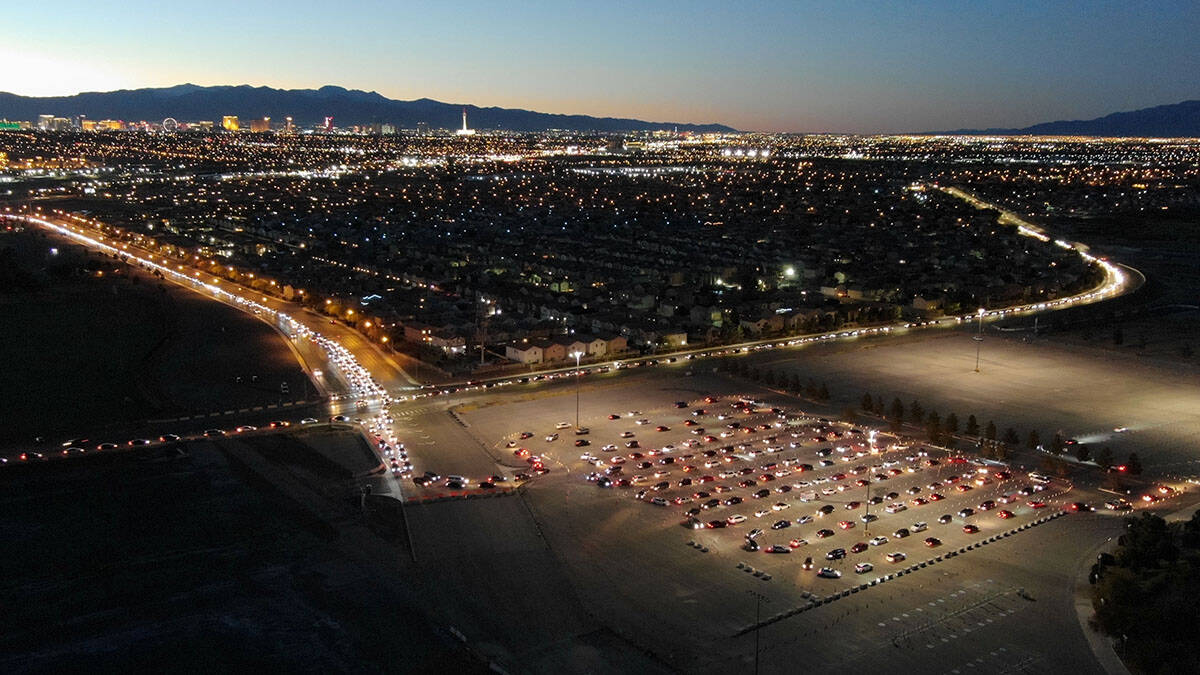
[924, 537, 942, 547]
[747, 528, 765, 540]
[1068, 502, 1094, 512]
[575, 439, 590, 447]
[868, 536, 888, 547]
[707, 520, 728, 529]
[545, 434, 559, 442]
[772, 502, 789, 511]
[268, 420, 291, 428]
[620, 431, 635, 438]
[825, 548, 847, 560]
[727, 513, 747, 524]
[626, 440, 640, 448]
[446, 480, 465, 489]
[850, 542, 869, 554]
[636, 418, 650, 425]
[962, 524, 980, 534]
[816, 528, 835, 539]
[202, 429, 225, 437]
[656, 425, 670, 432]
[128, 438, 153, 446]
[837, 520, 855, 530]
[803, 556, 815, 570]
[520, 431, 535, 439]
[1105, 499, 1132, 511]
[997, 510, 1014, 519]
[886, 551, 907, 563]
[861, 513, 878, 523]
[724, 496, 743, 506]
[789, 538, 808, 548]
[978, 499, 997, 511]
[765, 544, 791, 554]
[893, 528, 910, 538]
[958, 508, 975, 518]
[938, 514, 953, 524]
[771, 519, 792, 530]
[796, 515, 813, 525]
[331, 415, 350, 423]
[818, 567, 842, 579]
[555, 422, 572, 429]
[1027, 500, 1047, 508]
[300, 418, 319, 424]
[855, 562, 874, 574]
[911, 521, 928, 532]
[817, 505, 835, 516]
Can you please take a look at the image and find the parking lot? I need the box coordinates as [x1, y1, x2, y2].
[389, 369, 1145, 672]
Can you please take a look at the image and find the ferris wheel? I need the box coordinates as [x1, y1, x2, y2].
[162, 117, 179, 132]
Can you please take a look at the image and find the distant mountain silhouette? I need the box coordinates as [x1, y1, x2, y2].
[935, 100, 1200, 137]
[0, 83, 736, 133]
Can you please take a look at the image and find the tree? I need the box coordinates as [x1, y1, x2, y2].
[910, 400, 924, 424]
[926, 411, 941, 443]
[1074, 444, 1091, 463]
[764, 370, 777, 386]
[1126, 452, 1143, 476]
[818, 382, 830, 401]
[861, 392, 874, 412]
[966, 414, 979, 437]
[842, 406, 858, 422]
[1097, 446, 1114, 469]
[788, 373, 802, 393]
[1003, 427, 1020, 445]
[985, 420, 997, 441]
[890, 398, 904, 424]
[945, 412, 959, 435]
[1026, 429, 1040, 450]
[1051, 432, 1065, 454]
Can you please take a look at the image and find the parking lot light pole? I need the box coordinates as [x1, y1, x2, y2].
[747, 590, 768, 675]
[571, 351, 584, 428]
[974, 307, 985, 373]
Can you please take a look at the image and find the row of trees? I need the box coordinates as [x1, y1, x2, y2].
[722, 360, 831, 401]
[858, 391, 1144, 475]
[1091, 511, 1200, 674]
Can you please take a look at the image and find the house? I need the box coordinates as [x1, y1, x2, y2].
[429, 329, 466, 354]
[587, 336, 608, 357]
[661, 332, 688, 348]
[537, 340, 567, 362]
[604, 334, 628, 354]
[403, 322, 436, 345]
[506, 343, 543, 365]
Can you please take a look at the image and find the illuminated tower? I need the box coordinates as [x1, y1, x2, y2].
[455, 107, 475, 136]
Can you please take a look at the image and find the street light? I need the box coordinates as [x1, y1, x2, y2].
[571, 351, 584, 428]
[973, 307, 985, 373]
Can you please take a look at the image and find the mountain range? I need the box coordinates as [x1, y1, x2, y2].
[936, 99, 1200, 137]
[0, 84, 735, 133]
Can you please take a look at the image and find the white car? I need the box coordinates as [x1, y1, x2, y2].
[772, 502, 789, 511]
[869, 536, 888, 546]
[754, 509, 771, 518]
[727, 514, 747, 524]
[555, 422, 571, 429]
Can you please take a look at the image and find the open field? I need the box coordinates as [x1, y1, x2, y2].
[0, 436, 473, 673]
[0, 228, 315, 451]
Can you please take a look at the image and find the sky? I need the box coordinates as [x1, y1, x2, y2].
[2, 0, 1198, 133]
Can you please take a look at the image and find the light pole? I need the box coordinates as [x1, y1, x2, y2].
[973, 307, 985, 373]
[571, 350, 584, 428]
[747, 590, 768, 675]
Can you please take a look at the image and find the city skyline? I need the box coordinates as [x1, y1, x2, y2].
[3, 0, 1199, 133]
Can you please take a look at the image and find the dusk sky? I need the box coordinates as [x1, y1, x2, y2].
[3, 0, 1198, 133]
